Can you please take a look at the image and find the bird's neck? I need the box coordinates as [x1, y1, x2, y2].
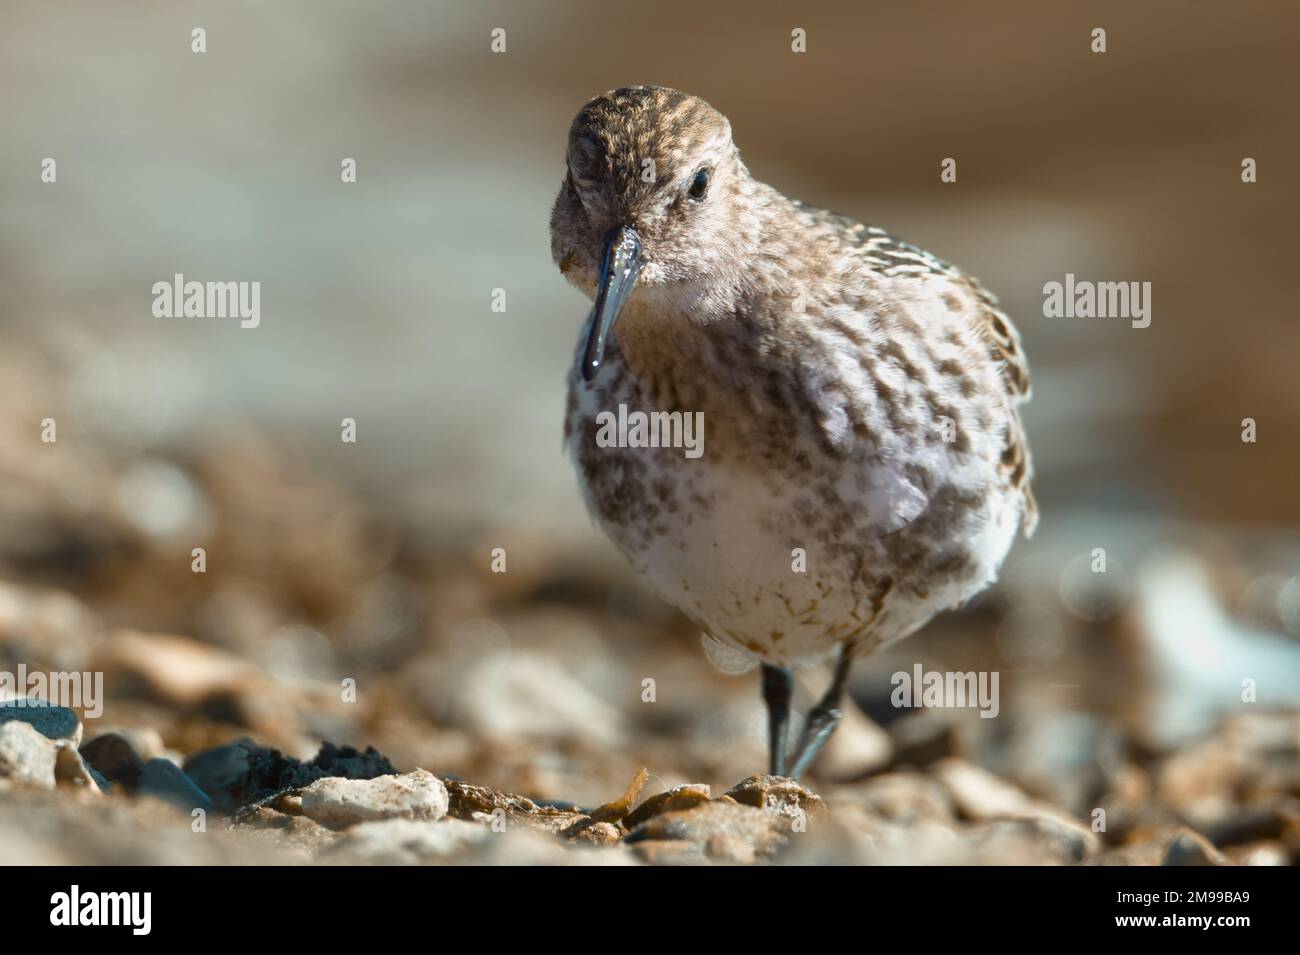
[607, 181, 819, 411]
[608, 287, 775, 423]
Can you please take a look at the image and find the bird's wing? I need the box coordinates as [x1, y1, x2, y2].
[952, 271, 1037, 535]
[794, 202, 1038, 534]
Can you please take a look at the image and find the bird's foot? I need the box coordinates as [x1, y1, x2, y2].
[786, 700, 844, 781]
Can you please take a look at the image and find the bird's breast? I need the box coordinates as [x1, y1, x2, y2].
[563, 335, 1024, 666]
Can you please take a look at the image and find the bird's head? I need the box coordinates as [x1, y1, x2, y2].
[550, 86, 755, 381]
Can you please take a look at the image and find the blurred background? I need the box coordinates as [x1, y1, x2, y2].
[1, 0, 1298, 863]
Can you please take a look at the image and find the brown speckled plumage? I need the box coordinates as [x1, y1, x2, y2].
[551, 86, 1035, 671]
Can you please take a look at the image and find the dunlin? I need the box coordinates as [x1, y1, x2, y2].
[552, 86, 1036, 779]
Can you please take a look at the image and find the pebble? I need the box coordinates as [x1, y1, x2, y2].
[1224, 710, 1299, 757]
[932, 757, 1038, 820]
[323, 817, 488, 864]
[300, 769, 449, 829]
[564, 819, 624, 847]
[238, 807, 338, 855]
[0, 582, 102, 672]
[443, 778, 584, 834]
[625, 801, 785, 862]
[0, 720, 57, 789]
[1089, 844, 1167, 866]
[1226, 841, 1289, 866]
[724, 775, 827, 819]
[966, 815, 1099, 865]
[930, 757, 1101, 861]
[1156, 740, 1242, 828]
[273, 792, 304, 816]
[54, 742, 103, 794]
[1162, 828, 1228, 866]
[1201, 801, 1299, 847]
[0, 698, 82, 745]
[103, 629, 261, 706]
[180, 737, 260, 812]
[182, 738, 400, 815]
[623, 784, 712, 829]
[838, 771, 956, 822]
[783, 813, 963, 865]
[137, 758, 216, 814]
[428, 650, 628, 746]
[630, 839, 708, 866]
[93, 726, 166, 762]
[79, 733, 145, 786]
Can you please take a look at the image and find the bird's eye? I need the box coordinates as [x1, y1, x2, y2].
[688, 168, 710, 201]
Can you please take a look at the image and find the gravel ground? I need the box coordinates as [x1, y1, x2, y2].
[1, 333, 1297, 865]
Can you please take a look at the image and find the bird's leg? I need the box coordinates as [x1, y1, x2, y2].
[760, 664, 794, 777]
[787, 644, 854, 781]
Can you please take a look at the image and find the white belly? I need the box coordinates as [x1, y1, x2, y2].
[566, 375, 1023, 667]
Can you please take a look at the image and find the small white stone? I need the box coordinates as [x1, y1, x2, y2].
[932, 757, 1037, 819]
[54, 742, 102, 794]
[0, 721, 58, 789]
[300, 769, 449, 829]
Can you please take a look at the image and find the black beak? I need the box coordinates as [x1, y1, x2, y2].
[580, 225, 644, 382]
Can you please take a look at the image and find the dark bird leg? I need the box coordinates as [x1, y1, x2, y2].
[787, 644, 854, 781]
[760, 664, 794, 777]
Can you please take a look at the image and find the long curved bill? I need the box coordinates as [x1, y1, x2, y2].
[580, 225, 644, 382]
